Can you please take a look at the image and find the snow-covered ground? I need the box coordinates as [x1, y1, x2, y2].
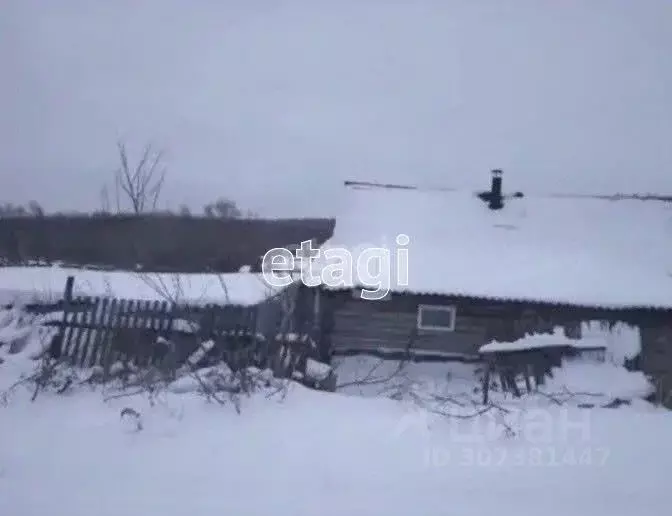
[0, 265, 285, 306]
[1, 312, 671, 516]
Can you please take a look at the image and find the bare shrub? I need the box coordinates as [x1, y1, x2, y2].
[1, 355, 79, 405]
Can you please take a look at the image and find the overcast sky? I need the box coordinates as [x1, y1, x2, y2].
[2, 0, 671, 217]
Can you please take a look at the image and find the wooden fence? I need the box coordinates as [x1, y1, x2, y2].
[34, 277, 324, 383]
[8, 277, 336, 390]
[47, 296, 260, 370]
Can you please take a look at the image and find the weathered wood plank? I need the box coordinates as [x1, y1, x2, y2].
[70, 298, 90, 365]
[101, 298, 124, 376]
[89, 297, 111, 369]
[160, 301, 173, 334]
[77, 297, 98, 367]
[70, 296, 92, 367]
[118, 299, 136, 363]
[86, 297, 108, 367]
[130, 299, 146, 365]
[41, 278, 265, 372]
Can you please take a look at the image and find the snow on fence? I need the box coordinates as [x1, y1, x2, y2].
[478, 332, 608, 403]
[20, 276, 335, 389]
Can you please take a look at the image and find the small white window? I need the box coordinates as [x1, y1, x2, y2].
[417, 304, 456, 331]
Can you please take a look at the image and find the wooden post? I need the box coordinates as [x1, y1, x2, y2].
[508, 371, 521, 398]
[523, 365, 532, 393]
[482, 361, 492, 405]
[55, 275, 75, 358]
[63, 275, 74, 303]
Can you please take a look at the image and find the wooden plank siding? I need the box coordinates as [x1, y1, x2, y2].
[638, 325, 672, 407]
[330, 303, 486, 356]
[316, 287, 672, 408]
[322, 292, 513, 358]
[319, 289, 672, 361]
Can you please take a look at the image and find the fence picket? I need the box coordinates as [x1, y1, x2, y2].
[135, 299, 151, 367]
[77, 297, 96, 367]
[86, 297, 108, 368]
[101, 298, 123, 377]
[47, 278, 273, 376]
[70, 296, 90, 366]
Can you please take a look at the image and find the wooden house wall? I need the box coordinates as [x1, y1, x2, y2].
[252, 283, 318, 337]
[638, 325, 672, 407]
[318, 289, 671, 361]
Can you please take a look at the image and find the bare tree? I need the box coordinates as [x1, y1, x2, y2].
[113, 141, 167, 214]
[0, 203, 26, 217]
[27, 201, 44, 217]
[203, 197, 242, 218]
[0, 201, 46, 217]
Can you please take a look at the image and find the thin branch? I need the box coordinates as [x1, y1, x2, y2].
[335, 357, 408, 390]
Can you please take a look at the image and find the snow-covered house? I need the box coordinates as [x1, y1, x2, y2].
[315, 172, 672, 384]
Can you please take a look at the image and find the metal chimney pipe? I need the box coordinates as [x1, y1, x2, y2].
[489, 169, 503, 209]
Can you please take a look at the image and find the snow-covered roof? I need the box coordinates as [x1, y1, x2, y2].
[319, 182, 672, 309]
[0, 266, 286, 306]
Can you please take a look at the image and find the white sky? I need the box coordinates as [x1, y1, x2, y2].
[2, 0, 671, 216]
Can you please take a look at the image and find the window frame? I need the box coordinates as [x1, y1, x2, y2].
[416, 304, 457, 332]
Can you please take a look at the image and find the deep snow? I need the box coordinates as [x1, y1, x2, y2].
[1, 376, 670, 516]
[2, 330, 670, 516]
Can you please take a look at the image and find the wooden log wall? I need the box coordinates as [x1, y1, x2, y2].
[320, 289, 669, 362]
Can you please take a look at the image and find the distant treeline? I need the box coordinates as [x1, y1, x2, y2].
[0, 214, 335, 273]
[0, 197, 255, 219]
